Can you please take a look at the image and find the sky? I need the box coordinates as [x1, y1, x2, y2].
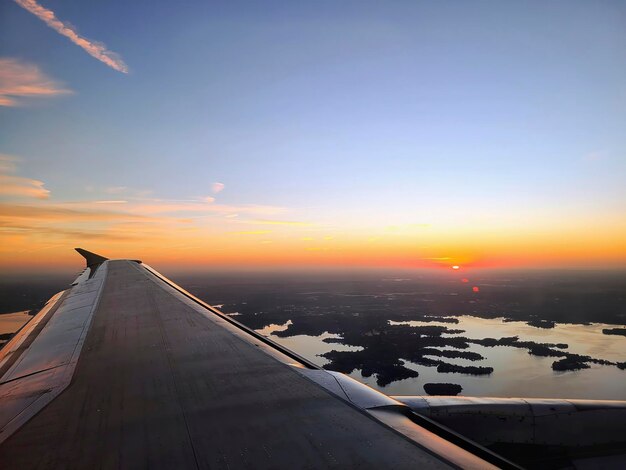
[1, 0, 625, 271]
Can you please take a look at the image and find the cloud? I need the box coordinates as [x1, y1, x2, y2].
[249, 219, 313, 226]
[58, 187, 284, 219]
[0, 155, 17, 173]
[0, 222, 136, 241]
[129, 200, 286, 216]
[0, 155, 50, 199]
[13, 0, 128, 73]
[0, 175, 50, 199]
[385, 223, 431, 232]
[104, 186, 129, 194]
[230, 230, 272, 235]
[0, 203, 156, 222]
[0, 200, 181, 244]
[103, 186, 153, 198]
[0, 176, 298, 253]
[212, 182, 225, 194]
[104, 186, 128, 194]
[0, 58, 71, 107]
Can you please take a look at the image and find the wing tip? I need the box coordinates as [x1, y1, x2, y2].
[75, 248, 109, 268]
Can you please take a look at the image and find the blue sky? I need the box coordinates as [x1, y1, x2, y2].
[1, 1, 625, 268]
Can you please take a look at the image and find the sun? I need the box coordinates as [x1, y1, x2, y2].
[451, 265, 460, 270]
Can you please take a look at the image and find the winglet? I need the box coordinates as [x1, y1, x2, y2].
[75, 248, 109, 268]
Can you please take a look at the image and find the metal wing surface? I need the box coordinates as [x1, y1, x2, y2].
[0, 250, 515, 469]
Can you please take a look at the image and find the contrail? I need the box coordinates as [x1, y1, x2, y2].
[14, 0, 128, 73]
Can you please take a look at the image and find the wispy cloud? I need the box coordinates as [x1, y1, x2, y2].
[212, 182, 225, 194]
[0, 176, 301, 256]
[13, 0, 128, 73]
[0, 221, 137, 241]
[62, 186, 285, 219]
[103, 186, 153, 198]
[0, 156, 17, 174]
[0, 176, 50, 199]
[0, 58, 71, 107]
[0, 155, 50, 199]
[0, 203, 156, 222]
[129, 200, 286, 217]
[385, 223, 431, 232]
[249, 219, 313, 226]
[230, 230, 272, 235]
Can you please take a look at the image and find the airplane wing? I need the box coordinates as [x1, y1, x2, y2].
[0, 249, 516, 469]
[1, 249, 623, 469]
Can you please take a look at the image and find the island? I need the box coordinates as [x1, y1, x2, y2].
[526, 319, 556, 329]
[602, 328, 626, 337]
[436, 363, 493, 375]
[423, 383, 463, 396]
[552, 357, 591, 371]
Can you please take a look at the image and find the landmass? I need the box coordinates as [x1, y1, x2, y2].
[552, 358, 591, 372]
[603, 328, 626, 337]
[424, 383, 463, 396]
[436, 363, 493, 375]
[526, 319, 556, 329]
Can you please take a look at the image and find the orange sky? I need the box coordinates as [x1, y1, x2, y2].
[1, 156, 625, 273]
[1, 194, 624, 272]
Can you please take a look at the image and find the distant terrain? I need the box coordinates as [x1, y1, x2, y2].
[184, 269, 626, 387]
[2, 268, 625, 389]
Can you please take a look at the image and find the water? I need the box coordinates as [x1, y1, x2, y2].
[0, 311, 32, 347]
[257, 320, 365, 362]
[0, 311, 31, 333]
[255, 315, 626, 400]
